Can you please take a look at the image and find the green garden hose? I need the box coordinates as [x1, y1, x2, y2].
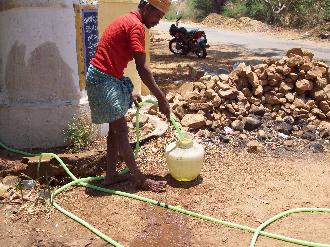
[250, 208, 330, 247]
[0, 100, 329, 247]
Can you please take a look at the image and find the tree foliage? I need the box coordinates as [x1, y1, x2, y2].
[187, 0, 228, 19]
[243, 0, 330, 27]
[187, 0, 330, 28]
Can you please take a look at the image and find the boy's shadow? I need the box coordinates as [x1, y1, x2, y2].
[84, 174, 203, 197]
[84, 177, 138, 197]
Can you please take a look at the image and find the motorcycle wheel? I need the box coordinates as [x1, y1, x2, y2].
[195, 47, 207, 58]
[169, 38, 186, 55]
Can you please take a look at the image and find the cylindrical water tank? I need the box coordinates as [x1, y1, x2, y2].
[0, 0, 92, 148]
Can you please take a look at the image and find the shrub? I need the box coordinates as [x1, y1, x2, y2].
[63, 114, 95, 153]
[187, 0, 228, 20]
[223, 2, 248, 18]
[165, 9, 179, 20]
[223, 0, 329, 28]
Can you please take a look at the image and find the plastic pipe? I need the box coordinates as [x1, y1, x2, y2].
[1, 141, 330, 247]
[52, 176, 330, 247]
[250, 208, 330, 247]
[1, 99, 330, 247]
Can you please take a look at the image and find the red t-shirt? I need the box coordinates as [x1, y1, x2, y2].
[90, 11, 145, 79]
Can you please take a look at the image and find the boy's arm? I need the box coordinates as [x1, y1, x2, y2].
[133, 52, 170, 119]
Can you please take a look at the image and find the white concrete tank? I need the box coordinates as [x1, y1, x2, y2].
[0, 0, 93, 148]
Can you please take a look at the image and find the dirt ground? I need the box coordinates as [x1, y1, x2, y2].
[1, 29, 330, 247]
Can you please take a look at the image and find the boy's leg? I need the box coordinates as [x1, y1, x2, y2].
[106, 125, 118, 175]
[110, 116, 167, 192]
[103, 124, 132, 185]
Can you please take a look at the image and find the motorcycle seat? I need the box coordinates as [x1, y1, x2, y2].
[178, 27, 187, 34]
[187, 29, 199, 35]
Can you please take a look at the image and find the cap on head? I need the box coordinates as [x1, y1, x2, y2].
[147, 0, 171, 14]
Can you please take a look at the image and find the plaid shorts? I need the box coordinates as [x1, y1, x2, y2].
[86, 65, 133, 124]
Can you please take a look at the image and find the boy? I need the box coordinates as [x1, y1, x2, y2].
[86, 0, 171, 192]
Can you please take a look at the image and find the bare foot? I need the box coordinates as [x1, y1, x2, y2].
[102, 174, 132, 186]
[139, 179, 167, 192]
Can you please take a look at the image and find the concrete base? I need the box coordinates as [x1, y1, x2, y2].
[0, 98, 107, 149]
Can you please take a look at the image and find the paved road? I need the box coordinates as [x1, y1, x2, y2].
[156, 21, 330, 64]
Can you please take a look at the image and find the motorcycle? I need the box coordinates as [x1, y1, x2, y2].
[169, 16, 210, 58]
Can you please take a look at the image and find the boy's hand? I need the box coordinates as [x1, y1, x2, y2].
[158, 96, 171, 120]
[131, 94, 142, 107]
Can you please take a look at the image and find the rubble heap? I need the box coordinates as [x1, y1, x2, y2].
[168, 48, 330, 136]
[201, 13, 269, 32]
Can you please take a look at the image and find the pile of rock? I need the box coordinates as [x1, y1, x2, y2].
[168, 48, 330, 137]
[202, 13, 269, 32]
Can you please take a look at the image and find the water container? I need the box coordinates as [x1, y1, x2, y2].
[165, 132, 205, 181]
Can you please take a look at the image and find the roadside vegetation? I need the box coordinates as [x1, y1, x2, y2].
[166, 0, 330, 30]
